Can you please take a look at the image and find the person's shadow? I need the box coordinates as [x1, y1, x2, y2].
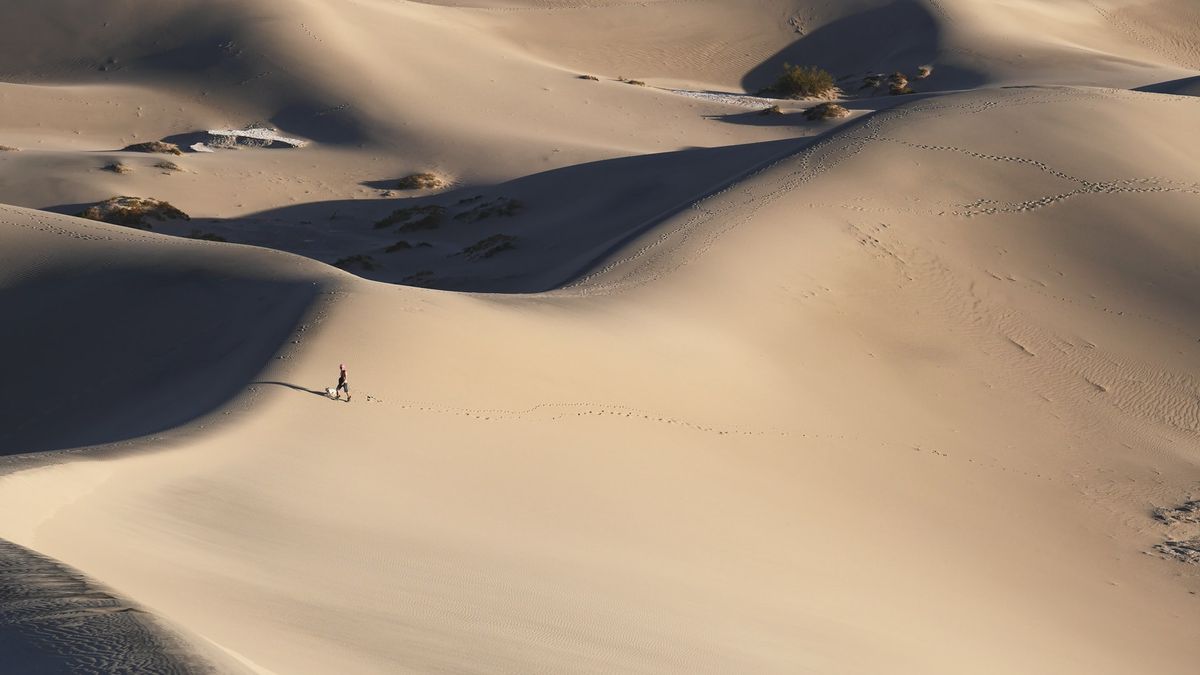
[254, 381, 328, 397]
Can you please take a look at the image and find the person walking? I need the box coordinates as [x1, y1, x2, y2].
[335, 363, 352, 402]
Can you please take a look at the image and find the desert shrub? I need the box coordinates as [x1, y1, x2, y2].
[189, 229, 226, 242]
[403, 270, 434, 285]
[460, 234, 516, 260]
[155, 160, 181, 172]
[122, 141, 183, 155]
[0, 145, 17, 152]
[618, 76, 647, 86]
[384, 240, 413, 253]
[397, 172, 445, 190]
[759, 105, 783, 116]
[803, 102, 851, 121]
[861, 74, 883, 90]
[578, 74, 600, 81]
[78, 196, 189, 229]
[771, 64, 836, 99]
[916, 65, 933, 79]
[102, 161, 131, 174]
[889, 71, 912, 95]
[453, 197, 523, 223]
[334, 254, 377, 271]
[374, 204, 445, 231]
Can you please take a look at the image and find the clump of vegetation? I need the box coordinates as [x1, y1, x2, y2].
[578, 74, 600, 81]
[102, 161, 131, 174]
[403, 270, 434, 285]
[397, 172, 445, 190]
[122, 141, 183, 155]
[385, 240, 413, 253]
[460, 234, 517, 260]
[188, 229, 226, 242]
[334, 254, 377, 271]
[78, 196, 189, 229]
[374, 204, 446, 231]
[803, 102, 851, 121]
[0, 145, 18, 152]
[457, 195, 484, 205]
[453, 197, 523, 223]
[759, 105, 783, 116]
[861, 74, 883, 90]
[889, 72, 913, 95]
[155, 160, 182, 172]
[769, 63, 837, 99]
[618, 76, 647, 86]
[916, 65, 933, 80]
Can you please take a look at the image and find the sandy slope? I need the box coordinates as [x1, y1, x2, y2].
[1, 0, 1199, 673]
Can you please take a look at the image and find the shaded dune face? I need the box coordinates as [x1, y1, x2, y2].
[0, 265, 319, 455]
[0, 538, 223, 674]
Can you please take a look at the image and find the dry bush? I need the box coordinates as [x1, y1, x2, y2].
[759, 105, 783, 116]
[102, 161, 131, 174]
[334, 254, 377, 271]
[155, 160, 182, 172]
[78, 196, 189, 229]
[889, 71, 913, 95]
[397, 172, 445, 190]
[803, 102, 851, 121]
[384, 240, 413, 253]
[0, 145, 18, 152]
[771, 64, 837, 99]
[374, 204, 445, 231]
[861, 74, 883, 90]
[122, 141, 183, 155]
[460, 234, 517, 260]
[916, 65, 933, 80]
[578, 74, 600, 81]
[453, 197, 523, 223]
[618, 76, 647, 86]
[189, 229, 226, 242]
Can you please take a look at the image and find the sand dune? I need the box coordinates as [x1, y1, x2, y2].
[1, 1, 1198, 673]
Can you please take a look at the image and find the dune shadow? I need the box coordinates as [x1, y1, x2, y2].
[1134, 75, 1200, 97]
[163, 137, 811, 293]
[741, 1, 986, 94]
[255, 380, 328, 397]
[0, 265, 321, 456]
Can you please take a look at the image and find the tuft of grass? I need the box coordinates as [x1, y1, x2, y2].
[578, 74, 600, 81]
[155, 160, 182, 172]
[0, 145, 18, 152]
[384, 240, 413, 253]
[803, 102, 851, 121]
[459, 234, 517, 260]
[374, 204, 446, 231]
[861, 74, 883, 90]
[759, 105, 783, 116]
[770, 63, 836, 99]
[453, 197, 523, 223]
[618, 76, 647, 86]
[915, 65, 933, 80]
[122, 141, 183, 155]
[78, 196, 189, 229]
[889, 71, 913, 95]
[102, 161, 131, 174]
[188, 229, 226, 242]
[397, 172, 445, 190]
[334, 254, 377, 271]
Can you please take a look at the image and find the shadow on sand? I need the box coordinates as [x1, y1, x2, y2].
[255, 381, 329, 397]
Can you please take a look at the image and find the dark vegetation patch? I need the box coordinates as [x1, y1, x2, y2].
[334, 254, 377, 271]
[618, 76, 647, 86]
[0, 145, 18, 152]
[154, 160, 182, 172]
[1153, 500, 1200, 525]
[578, 74, 600, 81]
[188, 229, 226, 242]
[403, 270, 435, 285]
[889, 72, 913, 95]
[374, 205, 446, 231]
[102, 161, 131, 174]
[453, 197, 523, 223]
[78, 196, 189, 229]
[459, 234, 516, 260]
[122, 141, 183, 156]
[759, 105, 783, 116]
[1154, 540, 1200, 565]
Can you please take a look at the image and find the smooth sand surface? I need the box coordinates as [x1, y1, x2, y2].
[1, 1, 1198, 673]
